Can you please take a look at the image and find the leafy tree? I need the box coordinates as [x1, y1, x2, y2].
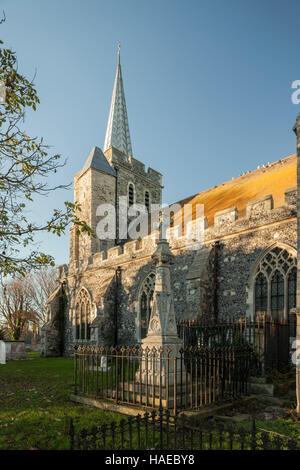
[0, 275, 36, 340]
[26, 266, 57, 326]
[0, 267, 57, 341]
[0, 37, 93, 276]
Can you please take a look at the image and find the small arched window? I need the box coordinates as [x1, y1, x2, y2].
[128, 183, 134, 207]
[145, 191, 150, 212]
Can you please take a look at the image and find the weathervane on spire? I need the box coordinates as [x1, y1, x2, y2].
[118, 42, 120, 64]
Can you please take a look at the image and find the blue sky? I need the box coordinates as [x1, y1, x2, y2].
[1, 0, 300, 265]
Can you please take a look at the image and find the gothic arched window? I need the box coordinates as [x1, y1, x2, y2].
[253, 246, 296, 320]
[139, 272, 155, 340]
[75, 289, 91, 341]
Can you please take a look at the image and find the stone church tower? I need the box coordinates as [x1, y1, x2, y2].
[69, 46, 162, 264]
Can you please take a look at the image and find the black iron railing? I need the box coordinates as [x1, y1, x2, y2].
[177, 314, 296, 375]
[69, 409, 299, 450]
[74, 344, 250, 413]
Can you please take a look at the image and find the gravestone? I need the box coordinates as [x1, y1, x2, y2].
[0, 340, 6, 364]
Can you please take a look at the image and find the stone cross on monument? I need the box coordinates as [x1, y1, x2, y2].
[137, 212, 186, 386]
[293, 114, 300, 416]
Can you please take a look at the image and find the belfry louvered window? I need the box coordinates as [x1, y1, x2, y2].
[145, 191, 150, 212]
[253, 247, 296, 319]
[128, 184, 134, 207]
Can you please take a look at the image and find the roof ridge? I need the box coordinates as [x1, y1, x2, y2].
[176, 153, 296, 205]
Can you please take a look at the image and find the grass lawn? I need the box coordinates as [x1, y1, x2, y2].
[1, 354, 300, 450]
[0, 352, 121, 450]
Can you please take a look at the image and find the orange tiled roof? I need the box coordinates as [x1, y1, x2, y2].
[174, 154, 297, 227]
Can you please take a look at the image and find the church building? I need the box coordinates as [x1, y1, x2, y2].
[41, 49, 298, 357]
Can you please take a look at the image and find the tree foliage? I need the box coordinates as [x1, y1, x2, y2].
[0, 267, 57, 341]
[26, 266, 57, 325]
[0, 266, 57, 340]
[0, 275, 36, 340]
[0, 37, 93, 276]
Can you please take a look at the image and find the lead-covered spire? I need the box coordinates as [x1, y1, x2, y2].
[103, 44, 133, 156]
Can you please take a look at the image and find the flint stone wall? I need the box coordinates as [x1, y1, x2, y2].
[42, 186, 297, 356]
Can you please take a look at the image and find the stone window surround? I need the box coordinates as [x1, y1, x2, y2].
[135, 271, 155, 343]
[74, 287, 92, 341]
[127, 180, 136, 207]
[246, 242, 297, 320]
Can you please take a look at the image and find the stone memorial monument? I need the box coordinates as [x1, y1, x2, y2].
[137, 216, 186, 387]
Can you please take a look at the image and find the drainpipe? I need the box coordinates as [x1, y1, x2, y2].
[213, 241, 220, 321]
[114, 266, 121, 346]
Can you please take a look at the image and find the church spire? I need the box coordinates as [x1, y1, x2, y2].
[103, 44, 133, 156]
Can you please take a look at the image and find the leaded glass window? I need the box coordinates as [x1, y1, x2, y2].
[271, 271, 284, 318]
[255, 272, 267, 315]
[288, 267, 297, 311]
[253, 246, 296, 319]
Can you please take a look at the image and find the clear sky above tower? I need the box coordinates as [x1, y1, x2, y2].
[1, 0, 300, 265]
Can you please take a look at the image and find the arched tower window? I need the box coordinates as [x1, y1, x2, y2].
[145, 191, 150, 212]
[75, 289, 91, 341]
[252, 246, 296, 320]
[128, 183, 134, 207]
[138, 272, 155, 340]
